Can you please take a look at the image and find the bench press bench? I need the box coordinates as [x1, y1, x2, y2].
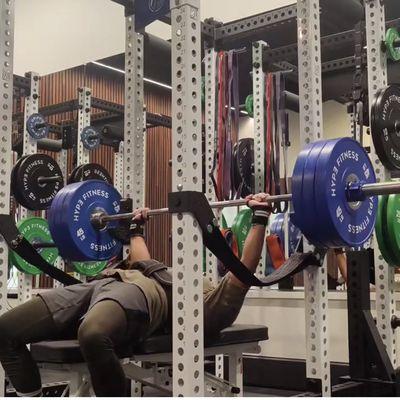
[30, 324, 268, 396]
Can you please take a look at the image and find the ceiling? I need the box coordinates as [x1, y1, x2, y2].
[93, 0, 400, 103]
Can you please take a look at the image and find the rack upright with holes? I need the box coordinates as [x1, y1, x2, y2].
[122, 0, 204, 395]
[73, 87, 92, 282]
[18, 72, 40, 303]
[0, 0, 14, 395]
[296, 0, 331, 395]
[251, 40, 269, 278]
[124, 10, 146, 398]
[170, 0, 204, 395]
[53, 134, 68, 288]
[77, 88, 92, 166]
[364, 0, 397, 368]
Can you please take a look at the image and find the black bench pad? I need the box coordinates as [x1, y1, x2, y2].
[31, 324, 268, 364]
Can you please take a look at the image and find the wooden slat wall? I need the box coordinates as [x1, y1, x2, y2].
[145, 87, 172, 265]
[15, 67, 172, 287]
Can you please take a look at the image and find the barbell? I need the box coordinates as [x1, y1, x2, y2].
[46, 137, 400, 262]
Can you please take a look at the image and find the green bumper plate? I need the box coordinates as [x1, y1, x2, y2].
[386, 28, 400, 62]
[375, 196, 398, 266]
[10, 217, 58, 275]
[231, 208, 252, 257]
[73, 261, 107, 276]
[385, 194, 400, 264]
[221, 213, 228, 229]
[245, 94, 254, 117]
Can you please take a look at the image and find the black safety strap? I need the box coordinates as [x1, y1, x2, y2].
[168, 191, 319, 287]
[0, 214, 81, 286]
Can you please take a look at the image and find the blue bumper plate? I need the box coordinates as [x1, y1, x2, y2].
[291, 142, 314, 238]
[313, 138, 377, 247]
[48, 180, 122, 261]
[270, 213, 301, 256]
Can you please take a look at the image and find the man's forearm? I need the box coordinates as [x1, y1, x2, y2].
[129, 236, 151, 264]
[336, 252, 347, 282]
[228, 224, 266, 288]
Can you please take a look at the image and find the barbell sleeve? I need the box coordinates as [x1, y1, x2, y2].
[362, 181, 400, 196]
[94, 181, 400, 228]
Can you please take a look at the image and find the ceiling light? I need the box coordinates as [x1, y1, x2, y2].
[91, 61, 172, 90]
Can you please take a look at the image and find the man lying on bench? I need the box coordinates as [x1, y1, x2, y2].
[0, 193, 271, 397]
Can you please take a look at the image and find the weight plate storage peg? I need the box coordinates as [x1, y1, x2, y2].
[12, 154, 64, 210]
[26, 113, 49, 140]
[292, 137, 378, 248]
[10, 217, 59, 275]
[371, 85, 400, 171]
[48, 180, 122, 261]
[385, 27, 400, 62]
[68, 163, 113, 185]
[81, 126, 101, 151]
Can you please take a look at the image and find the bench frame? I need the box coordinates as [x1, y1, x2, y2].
[37, 341, 261, 397]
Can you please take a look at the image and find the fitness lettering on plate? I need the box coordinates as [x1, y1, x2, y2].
[12, 154, 64, 210]
[10, 217, 59, 275]
[73, 189, 119, 253]
[330, 147, 375, 237]
[73, 189, 112, 222]
[292, 137, 377, 248]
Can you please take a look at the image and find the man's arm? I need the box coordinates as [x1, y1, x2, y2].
[128, 207, 151, 264]
[334, 249, 347, 283]
[129, 236, 151, 263]
[228, 193, 272, 289]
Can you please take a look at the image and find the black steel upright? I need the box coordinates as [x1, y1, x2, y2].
[334, 250, 399, 396]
